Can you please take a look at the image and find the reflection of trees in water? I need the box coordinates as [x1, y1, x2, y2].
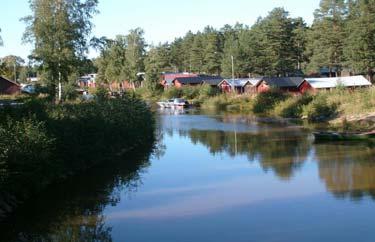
[315, 144, 375, 200]
[179, 128, 311, 180]
[0, 147, 154, 242]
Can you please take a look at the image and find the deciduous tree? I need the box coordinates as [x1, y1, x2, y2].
[22, 0, 98, 97]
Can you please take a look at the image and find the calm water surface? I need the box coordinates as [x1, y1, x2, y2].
[2, 111, 375, 242]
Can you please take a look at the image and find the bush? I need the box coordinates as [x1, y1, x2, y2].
[199, 84, 218, 99]
[181, 86, 200, 100]
[303, 95, 337, 121]
[0, 118, 55, 190]
[0, 95, 155, 208]
[273, 93, 313, 118]
[163, 87, 182, 99]
[94, 86, 109, 101]
[252, 89, 288, 114]
[201, 94, 230, 110]
[62, 82, 79, 101]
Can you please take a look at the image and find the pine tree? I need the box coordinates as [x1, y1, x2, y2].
[190, 33, 204, 73]
[258, 8, 297, 76]
[344, 0, 375, 81]
[202, 29, 222, 75]
[307, 0, 347, 76]
[292, 18, 308, 72]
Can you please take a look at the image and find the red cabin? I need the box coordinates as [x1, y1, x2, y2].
[0, 76, 20, 95]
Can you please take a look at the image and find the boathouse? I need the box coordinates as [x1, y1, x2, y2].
[256, 77, 311, 94]
[305, 76, 372, 91]
[219, 78, 261, 94]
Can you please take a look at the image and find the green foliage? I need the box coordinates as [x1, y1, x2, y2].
[22, 0, 98, 97]
[94, 86, 109, 101]
[0, 118, 55, 187]
[0, 96, 155, 200]
[0, 55, 25, 81]
[344, 0, 375, 79]
[181, 86, 200, 100]
[252, 89, 288, 114]
[303, 94, 337, 121]
[199, 84, 218, 98]
[201, 94, 230, 110]
[62, 82, 79, 101]
[306, 0, 347, 75]
[273, 93, 313, 118]
[95, 29, 146, 87]
[163, 87, 182, 99]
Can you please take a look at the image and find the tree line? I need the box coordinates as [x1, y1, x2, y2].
[96, 0, 375, 90]
[1, 0, 374, 99]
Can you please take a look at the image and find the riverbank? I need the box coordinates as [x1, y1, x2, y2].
[0, 94, 156, 220]
[136, 86, 375, 131]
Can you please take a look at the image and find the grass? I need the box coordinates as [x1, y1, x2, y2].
[325, 87, 375, 116]
[200, 93, 254, 112]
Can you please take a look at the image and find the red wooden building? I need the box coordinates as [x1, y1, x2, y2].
[0, 76, 20, 95]
[256, 77, 312, 94]
[160, 73, 198, 89]
[218, 78, 262, 94]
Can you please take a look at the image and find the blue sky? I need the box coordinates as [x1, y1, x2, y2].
[0, 0, 320, 60]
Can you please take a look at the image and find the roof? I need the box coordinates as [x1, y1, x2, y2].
[173, 76, 203, 85]
[0, 76, 20, 86]
[305, 76, 372, 89]
[163, 73, 198, 85]
[172, 75, 224, 85]
[221, 78, 262, 87]
[200, 76, 224, 85]
[261, 77, 305, 88]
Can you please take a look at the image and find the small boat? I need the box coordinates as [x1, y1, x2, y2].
[157, 100, 169, 108]
[313, 131, 375, 142]
[157, 98, 189, 108]
[171, 98, 189, 108]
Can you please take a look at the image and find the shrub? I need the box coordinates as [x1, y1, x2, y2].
[303, 95, 337, 121]
[252, 90, 288, 114]
[181, 86, 199, 100]
[273, 93, 313, 118]
[199, 84, 218, 99]
[201, 94, 230, 110]
[62, 82, 79, 101]
[94, 86, 109, 101]
[0, 118, 55, 190]
[163, 87, 182, 99]
[0, 95, 155, 208]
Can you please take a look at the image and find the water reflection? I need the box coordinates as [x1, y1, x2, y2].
[0, 149, 153, 242]
[2, 113, 375, 242]
[315, 143, 375, 199]
[160, 114, 375, 197]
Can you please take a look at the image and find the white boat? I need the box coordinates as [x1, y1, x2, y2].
[157, 98, 189, 108]
[172, 98, 189, 108]
[157, 100, 169, 108]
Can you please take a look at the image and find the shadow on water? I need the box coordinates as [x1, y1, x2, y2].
[0, 146, 155, 242]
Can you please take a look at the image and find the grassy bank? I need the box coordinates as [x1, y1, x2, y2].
[134, 84, 375, 130]
[0, 94, 155, 218]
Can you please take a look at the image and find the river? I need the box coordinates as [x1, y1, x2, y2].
[1, 110, 375, 242]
